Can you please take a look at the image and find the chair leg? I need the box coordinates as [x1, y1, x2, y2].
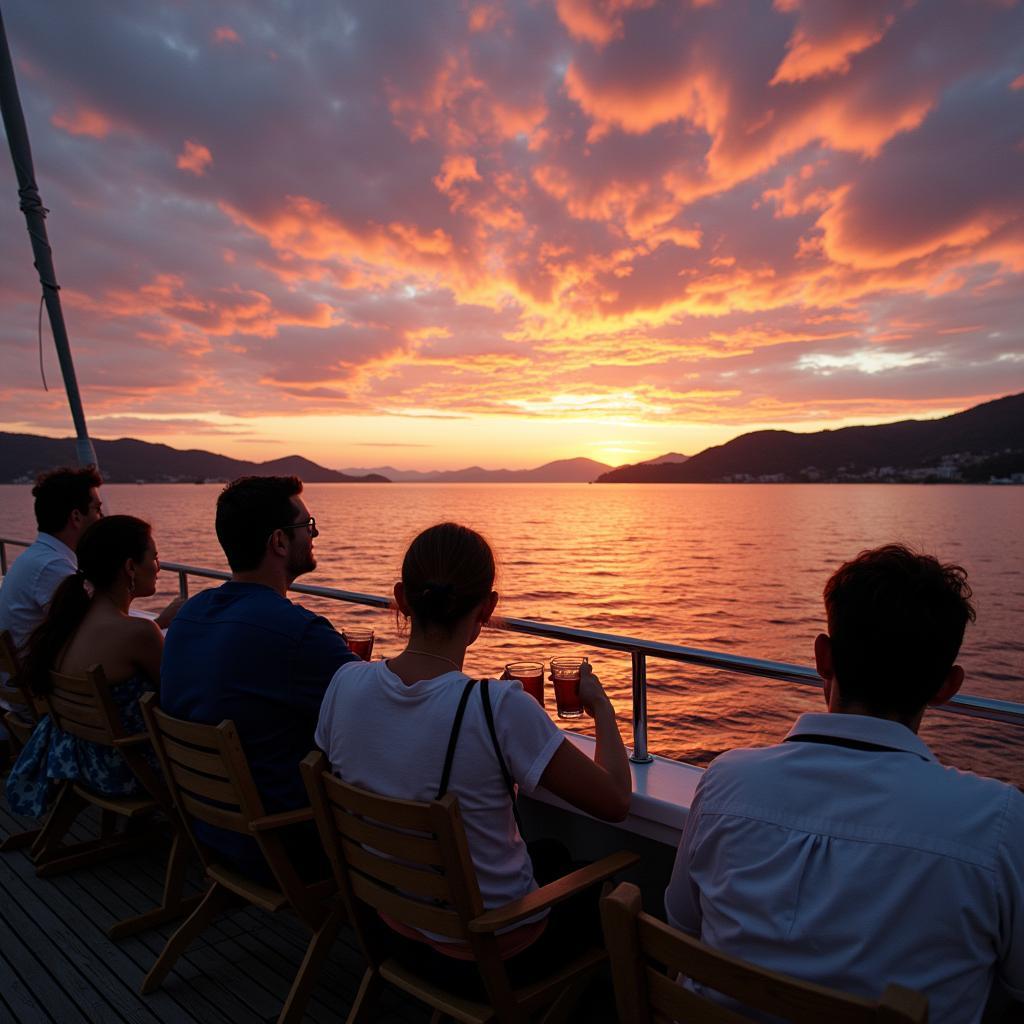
[141, 882, 229, 994]
[538, 967, 596, 1024]
[108, 832, 200, 939]
[30, 783, 86, 863]
[278, 903, 344, 1024]
[0, 827, 41, 852]
[346, 967, 384, 1024]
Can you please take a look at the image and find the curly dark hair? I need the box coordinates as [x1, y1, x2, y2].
[824, 543, 976, 716]
[32, 466, 102, 534]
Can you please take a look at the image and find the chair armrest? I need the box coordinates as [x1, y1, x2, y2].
[248, 807, 315, 832]
[468, 850, 640, 934]
[113, 732, 152, 747]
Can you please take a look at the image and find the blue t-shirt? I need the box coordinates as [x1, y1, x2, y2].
[161, 581, 357, 870]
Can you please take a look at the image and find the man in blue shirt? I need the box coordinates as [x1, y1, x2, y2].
[161, 475, 358, 877]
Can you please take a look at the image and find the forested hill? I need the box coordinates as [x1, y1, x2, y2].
[597, 392, 1024, 483]
[0, 433, 387, 484]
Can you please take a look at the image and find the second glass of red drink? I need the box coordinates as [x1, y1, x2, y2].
[550, 656, 587, 718]
[343, 627, 375, 661]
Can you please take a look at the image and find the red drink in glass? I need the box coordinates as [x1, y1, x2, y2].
[343, 627, 375, 661]
[505, 661, 545, 706]
[550, 657, 585, 718]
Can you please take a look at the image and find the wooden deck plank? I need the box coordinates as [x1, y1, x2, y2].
[0, 794, 430, 1023]
[46, 862, 238, 1024]
[0, 948, 59, 1024]
[0, 855, 158, 1024]
[0, 918, 90, 1024]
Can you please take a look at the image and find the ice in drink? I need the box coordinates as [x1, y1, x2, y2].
[550, 657, 586, 718]
[343, 627, 375, 661]
[505, 661, 545, 706]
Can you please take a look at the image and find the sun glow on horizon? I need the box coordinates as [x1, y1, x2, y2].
[0, 1, 1021, 464]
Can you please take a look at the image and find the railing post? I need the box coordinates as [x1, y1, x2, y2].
[177, 569, 189, 601]
[630, 650, 653, 764]
[0, 540, 7, 576]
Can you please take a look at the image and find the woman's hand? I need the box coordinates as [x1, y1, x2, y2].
[579, 662, 612, 718]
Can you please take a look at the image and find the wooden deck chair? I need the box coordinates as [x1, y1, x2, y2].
[0, 628, 44, 852]
[301, 749, 640, 1024]
[24, 664, 198, 937]
[139, 694, 343, 1024]
[600, 883, 928, 1024]
[0, 628, 39, 758]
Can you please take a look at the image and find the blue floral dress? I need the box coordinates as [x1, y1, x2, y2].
[5, 674, 155, 818]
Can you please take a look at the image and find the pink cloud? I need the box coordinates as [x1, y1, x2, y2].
[212, 26, 241, 45]
[176, 139, 213, 176]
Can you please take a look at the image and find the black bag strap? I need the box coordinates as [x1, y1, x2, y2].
[436, 678, 477, 799]
[480, 679, 526, 837]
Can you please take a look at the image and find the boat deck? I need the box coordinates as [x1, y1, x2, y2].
[0, 798, 429, 1024]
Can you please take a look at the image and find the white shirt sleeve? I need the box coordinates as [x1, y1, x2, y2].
[664, 770, 707, 936]
[492, 681, 565, 796]
[997, 788, 1024, 999]
[34, 556, 74, 611]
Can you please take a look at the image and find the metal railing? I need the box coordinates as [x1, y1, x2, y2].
[4, 537, 1024, 764]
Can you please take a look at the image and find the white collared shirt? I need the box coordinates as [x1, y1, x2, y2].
[665, 712, 1024, 1024]
[0, 532, 77, 656]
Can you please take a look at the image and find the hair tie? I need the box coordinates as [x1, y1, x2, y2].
[421, 581, 455, 600]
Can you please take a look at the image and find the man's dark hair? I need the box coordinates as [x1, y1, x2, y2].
[215, 475, 303, 572]
[824, 544, 976, 717]
[32, 466, 103, 534]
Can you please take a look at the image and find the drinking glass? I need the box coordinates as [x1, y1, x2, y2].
[550, 656, 587, 718]
[343, 627, 375, 661]
[504, 661, 545, 706]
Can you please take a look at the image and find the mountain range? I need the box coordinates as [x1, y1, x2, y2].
[597, 392, 1024, 483]
[335, 457, 613, 482]
[0, 434, 388, 484]
[0, 393, 1019, 485]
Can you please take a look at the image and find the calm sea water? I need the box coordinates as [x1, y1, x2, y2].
[2, 482, 1021, 786]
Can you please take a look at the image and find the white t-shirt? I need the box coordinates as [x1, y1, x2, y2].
[315, 660, 564, 915]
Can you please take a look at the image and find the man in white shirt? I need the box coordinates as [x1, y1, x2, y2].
[0, 467, 104, 748]
[664, 544, 1024, 1024]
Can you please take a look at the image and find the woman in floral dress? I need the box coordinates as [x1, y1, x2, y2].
[6, 515, 173, 816]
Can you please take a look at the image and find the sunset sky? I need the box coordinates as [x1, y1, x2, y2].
[1, 1, 1022, 470]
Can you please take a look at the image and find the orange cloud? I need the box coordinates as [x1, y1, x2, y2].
[555, 0, 657, 47]
[51, 105, 117, 138]
[176, 139, 213, 176]
[212, 26, 241, 44]
[771, 2, 896, 84]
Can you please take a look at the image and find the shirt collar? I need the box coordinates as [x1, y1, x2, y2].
[786, 712, 936, 762]
[36, 532, 77, 565]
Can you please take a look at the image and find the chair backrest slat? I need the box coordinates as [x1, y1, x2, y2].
[167, 761, 241, 809]
[332, 804, 444, 866]
[178, 791, 249, 833]
[162, 736, 230, 779]
[602, 884, 928, 1024]
[645, 968, 747, 1024]
[348, 872, 466, 939]
[328, 776, 436, 830]
[341, 837, 450, 900]
[45, 668, 120, 745]
[303, 753, 486, 952]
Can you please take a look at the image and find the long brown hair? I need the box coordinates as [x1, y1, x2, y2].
[21, 515, 152, 695]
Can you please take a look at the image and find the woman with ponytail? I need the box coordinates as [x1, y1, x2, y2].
[6, 515, 166, 816]
[316, 522, 631, 972]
